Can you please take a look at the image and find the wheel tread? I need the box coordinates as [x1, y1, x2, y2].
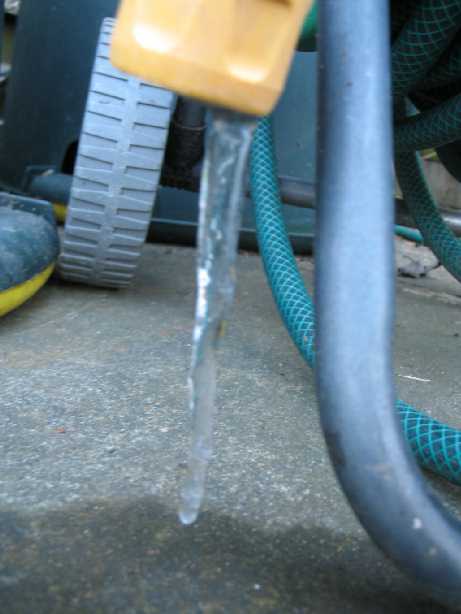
[59, 18, 174, 287]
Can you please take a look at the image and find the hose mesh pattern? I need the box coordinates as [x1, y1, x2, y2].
[392, 0, 461, 283]
[251, 117, 461, 485]
[392, 0, 461, 99]
[398, 399, 461, 481]
[395, 147, 461, 281]
[251, 119, 315, 368]
[421, 39, 461, 88]
[395, 92, 461, 151]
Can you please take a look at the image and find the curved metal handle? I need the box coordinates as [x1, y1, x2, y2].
[315, 0, 461, 607]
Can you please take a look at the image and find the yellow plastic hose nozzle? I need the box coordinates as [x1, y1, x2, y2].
[111, 0, 313, 116]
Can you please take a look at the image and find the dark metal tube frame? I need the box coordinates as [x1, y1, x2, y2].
[315, 0, 461, 607]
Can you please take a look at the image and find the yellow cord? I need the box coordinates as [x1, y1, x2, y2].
[0, 263, 55, 317]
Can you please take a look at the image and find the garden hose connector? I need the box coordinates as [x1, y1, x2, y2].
[111, 0, 314, 116]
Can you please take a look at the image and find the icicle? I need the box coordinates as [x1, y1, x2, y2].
[179, 109, 257, 525]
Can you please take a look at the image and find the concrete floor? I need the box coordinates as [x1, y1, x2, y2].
[1, 243, 461, 613]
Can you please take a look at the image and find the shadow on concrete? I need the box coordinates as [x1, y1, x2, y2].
[0, 497, 453, 614]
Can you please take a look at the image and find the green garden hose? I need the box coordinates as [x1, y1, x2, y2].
[249, 0, 461, 485]
[420, 38, 461, 89]
[392, 0, 461, 283]
[395, 93, 461, 151]
[250, 117, 461, 486]
[392, 0, 461, 100]
[395, 224, 424, 243]
[395, 144, 461, 282]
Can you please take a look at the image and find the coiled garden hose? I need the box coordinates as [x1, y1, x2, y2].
[395, 93, 461, 152]
[249, 0, 461, 483]
[395, 144, 461, 282]
[420, 38, 461, 89]
[250, 117, 461, 486]
[392, 0, 461, 100]
[391, 0, 461, 283]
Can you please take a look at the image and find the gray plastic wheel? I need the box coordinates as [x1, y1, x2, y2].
[58, 18, 174, 288]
